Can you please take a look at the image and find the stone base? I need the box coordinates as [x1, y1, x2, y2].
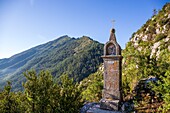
[100, 99, 120, 111]
[80, 102, 122, 113]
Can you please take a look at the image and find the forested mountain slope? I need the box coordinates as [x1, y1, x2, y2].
[0, 35, 103, 91]
[122, 3, 170, 112]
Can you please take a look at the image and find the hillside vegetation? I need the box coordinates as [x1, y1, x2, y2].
[79, 3, 170, 112]
[0, 70, 83, 113]
[122, 3, 170, 112]
[0, 36, 103, 91]
[0, 2, 169, 113]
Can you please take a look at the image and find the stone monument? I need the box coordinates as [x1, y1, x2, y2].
[100, 27, 123, 111]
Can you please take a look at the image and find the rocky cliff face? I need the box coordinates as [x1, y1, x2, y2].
[123, 2, 170, 88]
[130, 3, 170, 57]
[122, 3, 170, 112]
[130, 3, 170, 58]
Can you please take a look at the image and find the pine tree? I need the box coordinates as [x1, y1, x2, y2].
[0, 81, 23, 113]
[23, 70, 38, 113]
[23, 70, 83, 113]
[56, 75, 83, 113]
[80, 70, 103, 102]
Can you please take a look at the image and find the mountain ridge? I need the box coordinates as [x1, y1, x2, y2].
[0, 35, 104, 91]
[0, 35, 70, 76]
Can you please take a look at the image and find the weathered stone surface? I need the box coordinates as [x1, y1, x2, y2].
[81, 102, 122, 113]
[80, 102, 99, 113]
[100, 28, 122, 110]
[100, 99, 119, 111]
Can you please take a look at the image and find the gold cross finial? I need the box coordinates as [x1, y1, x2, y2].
[111, 20, 115, 28]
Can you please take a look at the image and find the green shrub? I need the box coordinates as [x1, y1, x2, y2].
[155, 33, 166, 42]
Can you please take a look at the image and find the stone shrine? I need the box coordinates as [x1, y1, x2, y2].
[100, 28, 123, 111]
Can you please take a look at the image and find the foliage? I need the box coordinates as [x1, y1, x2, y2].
[23, 70, 54, 113]
[80, 68, 103, 102]
[151, 49, 170, 112]
[122, 3, 170, 112]
[0, 81, 24, 113]
[0, 36, 103, 91]
[56, 75, 83, 113]
[155, 33, 166, 42]
[153, 70, 170, 113]
[0, 70, 84, 113]
[0, 3, 169, 113]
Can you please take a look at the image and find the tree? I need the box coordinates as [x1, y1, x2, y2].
[153, 9, 157, 16]
[23, 70, 39, 113]
[23, 70, 83, 113]
[0, 81, 23, 113]
[23, 70, 56, 113]
[36, 71, 54, 113]
[152, 49, 170, 112]
[80, 70, 103, 102]
[56, 75, 83, 113]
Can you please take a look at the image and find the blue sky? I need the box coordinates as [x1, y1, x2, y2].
[0, 0, 169, 59]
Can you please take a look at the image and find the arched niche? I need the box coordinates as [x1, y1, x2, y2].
[104, 41, 121, 56]
[106, 43, 116, 55]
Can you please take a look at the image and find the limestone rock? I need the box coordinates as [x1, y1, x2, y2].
[81, 103, 122, 113]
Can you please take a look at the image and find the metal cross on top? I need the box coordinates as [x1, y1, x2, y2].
[111, 20, 115, 28]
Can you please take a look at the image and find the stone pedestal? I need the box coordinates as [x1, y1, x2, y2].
[100, 99, 119, 111]
[80, 102, 122, 113]
[100, 56, 122, 110]
[100, 28, 122, 111]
